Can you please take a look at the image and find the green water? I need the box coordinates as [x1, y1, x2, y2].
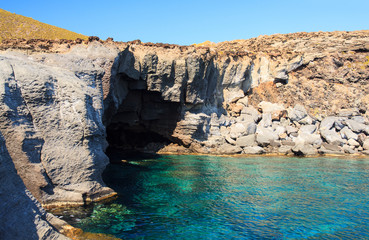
[56, 155, 369, 239]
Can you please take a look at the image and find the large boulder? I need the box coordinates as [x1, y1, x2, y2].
[236, 134, 256, 147]
[243, 146, 265, 154]
[320, 129, 345, 146]
[340, 126, 358, 140]
[288, 104, 308, 122]
[256, 127, 279, 146]
[292, 144, 318, 156]
[346, 119, 369, 134]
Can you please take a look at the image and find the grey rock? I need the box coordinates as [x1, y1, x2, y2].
[299, 115, 314, 125]
[258, 101, 285, 113]
[258, 113, 272, 128]
[278, 145, 293, 154]
[321, 143, 342, 152]
[288, 104, 307, 122]
[236, 134, 256, 147]
[245, 122, 257, 135]
[338, 108, 360, 118]
[320, 129, 345, 146]
[225, 135, 236, 145]
[348, 139, 360, 147]
[229, 123, 247, 139]
[281, 140, 295, 146]
[346, 119, 369, 134]
[292, 144, 318, 156]
[320, 116, 336, 131]
[299, 125, 317, 134]
[295, 132, 322, 146]
[218, 144, 243, 154]
[363, 139, 369, 150]
[256, 127, 279, 146]
[243, 146, 265, 154]
[358, 133, 367, 146]
[340, 126, 358, 140]
[286, 125, 298, 134]
[351, 116, 366, 124]
[241, 106, 261, 123]
[343, 145, 357, 154]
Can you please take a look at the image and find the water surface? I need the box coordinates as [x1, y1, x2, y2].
[56, 155, 369, 239]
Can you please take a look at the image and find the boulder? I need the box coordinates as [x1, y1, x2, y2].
[256, 127, 279, 146]
[320, 129, 345, 146]
[278, 145, 293, 154]
[299, 115, 314, 125]
[343, 145, 357, 154]
[241, 106, 261, 123]
[292, 144, 318, 156]
[295, 132, 322, 146]
[286, 125, 298, 134]
[229, 123, 247, 139]
[288, 104, 308, 122]
[258, 113, 272, 128]
[338, 108, 360, 118]
[346, 119, 369, 134]
[321, 143, 342, 152]
[348, 139, 360, 147]
[218, 144, 243, 154]
[340, 127, 358, 140]
[243, 146, 265, 154]
[363, 139, 369, 150]
[258, 101, 285, 113]
[357, 133, 367, 146]
[235, 134, 256, 147]
[320, 116, 336, 131]
[299, 125, 317, 134]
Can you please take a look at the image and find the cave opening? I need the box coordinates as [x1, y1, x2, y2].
[105, 77, 182, 160]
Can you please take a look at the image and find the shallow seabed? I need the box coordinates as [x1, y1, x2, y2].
[54, 155, 369, 239]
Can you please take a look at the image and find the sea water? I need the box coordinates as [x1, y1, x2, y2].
[55, 155, 369, 239]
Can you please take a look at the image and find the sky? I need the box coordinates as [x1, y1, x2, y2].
[2, 0, 369, 45]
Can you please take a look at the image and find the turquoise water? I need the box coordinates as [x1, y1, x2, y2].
[58, 155, 369, 239]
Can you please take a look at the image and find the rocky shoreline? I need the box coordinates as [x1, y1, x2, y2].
[1, 31, 369, 239]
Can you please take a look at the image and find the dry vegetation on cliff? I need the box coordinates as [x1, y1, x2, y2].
[0, 8, 88, 41]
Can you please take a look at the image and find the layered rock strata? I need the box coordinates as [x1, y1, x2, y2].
[1, 31, 369, 238]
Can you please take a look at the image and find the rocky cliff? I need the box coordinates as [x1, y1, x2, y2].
[1, 31, 369, 238]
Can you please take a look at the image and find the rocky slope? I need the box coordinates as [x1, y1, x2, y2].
[1, 31, 369, 238]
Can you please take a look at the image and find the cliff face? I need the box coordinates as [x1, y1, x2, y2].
[1, 31, 369, 238]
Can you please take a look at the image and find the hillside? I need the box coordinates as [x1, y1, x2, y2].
[0, 8, 88, 41]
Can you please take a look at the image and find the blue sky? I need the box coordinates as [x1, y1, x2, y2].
[2, 0, 369, 45]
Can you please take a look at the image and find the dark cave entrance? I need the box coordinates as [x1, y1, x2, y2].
[105, 85, 182, 159]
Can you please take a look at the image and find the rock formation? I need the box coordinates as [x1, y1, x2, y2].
[1, 30, 369, 238]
